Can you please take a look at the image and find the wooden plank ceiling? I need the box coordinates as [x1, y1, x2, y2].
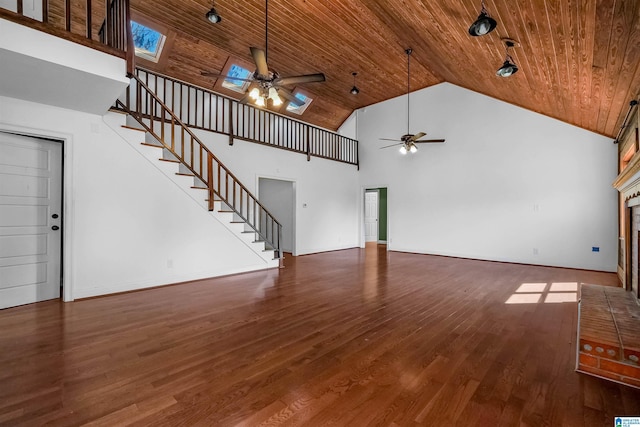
[126, 0, 639, 135]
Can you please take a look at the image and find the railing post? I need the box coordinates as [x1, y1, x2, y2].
[278, 224, 283, 267]
[124, 0, 135, 76]
[65, 0, 71, 31]
[207, 154, 214, 211]
[42, 0, 48, 23]
[306, 127, 310, 162]
[86, 0, 92, 39]
[228, 101, 234, 146]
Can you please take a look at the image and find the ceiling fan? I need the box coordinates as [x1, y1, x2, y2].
[202, 0, 325, 108]
[380, 48, 445, 154]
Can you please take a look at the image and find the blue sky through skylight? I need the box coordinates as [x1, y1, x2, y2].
[131, 21, 163, 58]
[286, 93, 312, 114]
[222, 64, 252, 92]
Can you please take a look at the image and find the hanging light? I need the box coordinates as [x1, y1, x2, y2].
[496, 39, 519, 77]
[399, 145, 407, 155]
[409, 143, 418, 153]
[468, 0, 496, 36]
[205, 0, 222, 23]
[350, 72, 359, 95]
[268, 87, 282, 106]
[249, 87, 260, 100]
[255, 96, 265, 107]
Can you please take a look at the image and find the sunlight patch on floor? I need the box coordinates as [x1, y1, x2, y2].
[506, 282, 579, 304]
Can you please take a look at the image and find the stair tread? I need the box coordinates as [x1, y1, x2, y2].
[191, 186, 208, 190]
[122, 125, 146, 132]
[176, 172, 195, 177]
[159, 158, 180, 163]
[218, 210, 234, 213]
[141, 142, 164, 148]
[230, 221, 245, 224]
[242, 231, 255, 234]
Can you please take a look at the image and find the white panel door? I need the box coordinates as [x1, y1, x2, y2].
[0, 132, 62, 309]
[364, 191, 378, 242]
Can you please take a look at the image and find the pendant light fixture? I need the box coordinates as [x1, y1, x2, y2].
[205, 0, 222, 23]
[249, 0, 283, 107]
[400, 48, 418, 155]
[496, 39, 519, 77]
[350, 72, 359, 95]
[468, 0, 497, 36]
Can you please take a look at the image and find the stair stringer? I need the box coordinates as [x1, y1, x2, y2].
[103, 112, 278, 267]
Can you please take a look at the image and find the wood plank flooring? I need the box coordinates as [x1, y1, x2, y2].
[1, 244, 639, 426]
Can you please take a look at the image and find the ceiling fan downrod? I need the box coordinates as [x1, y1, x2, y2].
[406, 48, 412, 136]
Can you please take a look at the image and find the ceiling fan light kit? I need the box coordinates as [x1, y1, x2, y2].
[201, 0, 325, 109]
[469, 0, 497, 36]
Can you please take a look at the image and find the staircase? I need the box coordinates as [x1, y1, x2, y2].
[111, 73, 282, 267]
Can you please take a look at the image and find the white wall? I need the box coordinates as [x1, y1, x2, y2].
[193, 129, 361, 255]
[354, 83, 618, 272]
[0, 96, 280, 300]
[0, 18, 128, 114]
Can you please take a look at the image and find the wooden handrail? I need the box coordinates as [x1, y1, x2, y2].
[119, 73, 282, 258]
[131, 68, 359, 167]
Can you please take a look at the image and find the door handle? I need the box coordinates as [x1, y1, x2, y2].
[51, 225, 60, 231]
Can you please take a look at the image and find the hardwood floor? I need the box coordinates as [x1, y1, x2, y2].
[1, 245, 639, 426]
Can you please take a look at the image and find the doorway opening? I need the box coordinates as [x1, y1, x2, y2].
[258, 177, 296, 256]
[364, 187, 388, 246]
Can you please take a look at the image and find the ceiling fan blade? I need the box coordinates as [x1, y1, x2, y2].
[414, 139, 446, 143]
[250, 47, 270, 77]
[276, 87, 305, 106]
[274, 73, 326, 86]
[379, 138, 402, 142]
[380, 142, 404, 149]
[410, 132, 426, 141]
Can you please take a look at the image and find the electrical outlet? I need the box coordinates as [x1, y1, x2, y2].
[167, 259, 173, 268]
[533, 248, 538, 255]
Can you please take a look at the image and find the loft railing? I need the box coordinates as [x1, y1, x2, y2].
[2, 0, 134, 72]
[117, 73, 282, 259]
[132, 68, 359, 167]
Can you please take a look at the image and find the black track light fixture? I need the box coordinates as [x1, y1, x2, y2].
[469, 0, 497, 36]
[206, 0, 222, 23]
[496, 38, 519, 77]
[350, 72, 359, 95]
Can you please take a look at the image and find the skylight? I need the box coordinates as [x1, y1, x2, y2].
[222, 64, 253, 93]
[131, 21, 166, 63]
[286, 92, 313, 115]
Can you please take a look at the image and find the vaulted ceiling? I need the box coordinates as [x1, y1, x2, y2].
[92, 1, 640, 135]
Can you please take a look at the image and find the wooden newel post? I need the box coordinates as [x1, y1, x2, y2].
[207, 154, 214, 211]
[124, 0, 135, 76]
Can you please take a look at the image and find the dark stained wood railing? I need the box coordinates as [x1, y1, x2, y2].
[118, 73, 282, 259]
[133, 68, 359, 167]
[3, 0, 133, 70]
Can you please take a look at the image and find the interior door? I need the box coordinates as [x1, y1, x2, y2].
[364, 190, 378, 242]
[0, 132, 62, 309]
